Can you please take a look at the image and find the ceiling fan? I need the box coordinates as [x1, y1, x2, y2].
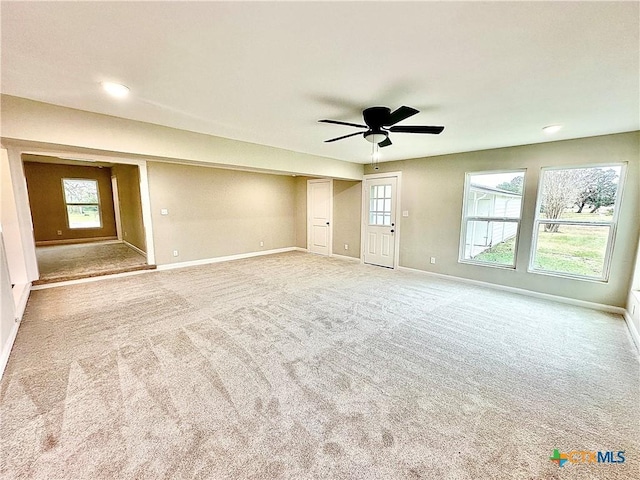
[319, 106, 444, 147]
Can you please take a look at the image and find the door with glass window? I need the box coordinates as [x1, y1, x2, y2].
[364, 176, 397, 268]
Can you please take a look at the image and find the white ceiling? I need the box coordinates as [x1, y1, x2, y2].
[2, 2, 638, 164]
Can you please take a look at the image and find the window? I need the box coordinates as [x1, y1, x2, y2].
[369, 184, 392, 226]
[62, 178, 102, 229]
[459, 170, 525, 267]
[530, 164, 625, 281]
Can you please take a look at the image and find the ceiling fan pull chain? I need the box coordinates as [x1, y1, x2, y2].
[371, 142, 380, 170]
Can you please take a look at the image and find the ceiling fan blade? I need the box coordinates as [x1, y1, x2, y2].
[389, 125, 444, 134]
[386, 106, 419, 126]
[378, 137, 392, 148]
[319, 119, 367, 129]
[324, 131, 363, 143]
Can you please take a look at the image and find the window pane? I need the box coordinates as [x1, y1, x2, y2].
[63, 179, 99, 203]
[532, 223, 609, 278]
[67, 205, 101, 228]
[384, 185, 391, 198]
[467, 172, 523, 218]
[369, 213, 376, 225]
[463, 220, 518, 266]
[539, 166, 622, 221]
[383, 214, 391, 226]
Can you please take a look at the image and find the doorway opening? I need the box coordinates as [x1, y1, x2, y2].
[22, 154, 155, 284]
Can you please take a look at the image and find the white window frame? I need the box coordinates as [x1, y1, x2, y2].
[528, 163, 626, 282]
[458, 169, 526, 269]
[62, 177, 103, 229]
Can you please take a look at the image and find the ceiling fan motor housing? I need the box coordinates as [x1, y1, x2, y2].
[363, 106, 391, 129]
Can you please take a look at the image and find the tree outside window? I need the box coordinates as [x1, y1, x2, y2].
[531, 164, 624, 280]
[62, 178, 102, 229]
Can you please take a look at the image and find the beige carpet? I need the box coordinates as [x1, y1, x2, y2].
[1, 252, 637, 479]
[35, 242, 153, 285]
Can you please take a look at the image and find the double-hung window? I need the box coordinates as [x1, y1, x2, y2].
[530, 164, 625, 281]
[62, 178, 102, 229]
[459, 170, 525, 268]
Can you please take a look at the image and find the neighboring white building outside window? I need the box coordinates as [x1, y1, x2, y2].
[459, 170, 525, 268]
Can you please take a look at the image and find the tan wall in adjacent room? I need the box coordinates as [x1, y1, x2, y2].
[23, 160, 117, 243]
[333, 180, 362, 259]
[148, 162, 296, 265]
[112, 164, 146, 253]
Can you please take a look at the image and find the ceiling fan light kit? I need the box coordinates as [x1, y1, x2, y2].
[319, 106, 444, 158]
[364, 130, 388, 144]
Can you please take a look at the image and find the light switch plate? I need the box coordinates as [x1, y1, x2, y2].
[161, 208, 169, 215]
[402, 210, 409, 217]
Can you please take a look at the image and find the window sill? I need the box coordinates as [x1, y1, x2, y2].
[527, 268, 607, 284]
[458, 259, 516, 270]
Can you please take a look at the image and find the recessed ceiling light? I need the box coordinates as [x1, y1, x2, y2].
[542, 124, 563, 134]
[101, 81, 130, 98]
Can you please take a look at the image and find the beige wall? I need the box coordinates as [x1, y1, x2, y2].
[148, 162, 296, 265]
[112, 164, 146, 252]
[23, 160, 117, 242]
[294, 177, 310, 249]
[333, 180, 362, 258]
[365, 132, 640, 307]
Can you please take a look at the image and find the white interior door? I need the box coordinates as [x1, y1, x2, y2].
[363, 176, 398, 268]
[307, 179, 332, 255]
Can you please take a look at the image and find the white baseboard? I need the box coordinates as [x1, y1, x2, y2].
[331, 253, 361, 262]
[397, 266, 626, 315]
[157, 247, 298, 271]
[36, 237, 119, 247]
[13, 282, 30, 320]
[123, 240, 146, 257]
[0, 320, 20, 379]
[293, 247, 308, 252]
[623, 310, 640, 353]
[1, 282, 31, 380]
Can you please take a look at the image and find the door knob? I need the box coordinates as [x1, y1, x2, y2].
[391, 229, 395, 233]
[326, 222, 330, 225]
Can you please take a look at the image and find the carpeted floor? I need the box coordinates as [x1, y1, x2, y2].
[1, 252, 638, 479]
[34, 242, 153, 285]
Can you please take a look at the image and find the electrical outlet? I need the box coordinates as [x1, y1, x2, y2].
[57, 230, 62, 236]
[173, 250, 179, 257]
[161, 208, 169, 215]
[344, 244, 349, 250]
[430, 257, 436, 264]
[124, 231, 128, 237]
[260, 241, 264, 247]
